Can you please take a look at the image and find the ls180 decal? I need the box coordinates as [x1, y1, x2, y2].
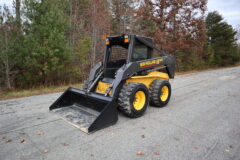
[140, 58, 163, 68]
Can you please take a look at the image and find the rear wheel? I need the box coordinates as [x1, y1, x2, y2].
[150, 79, 171, 107]
[118, 82, 149, 118]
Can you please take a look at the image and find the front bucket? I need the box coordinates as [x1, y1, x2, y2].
[49, 88, 118, 133]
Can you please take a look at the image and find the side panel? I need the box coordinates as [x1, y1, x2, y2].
[126, 71, 169, 88]
[110, 56, 175, 98]
[131, 35, 176, 78]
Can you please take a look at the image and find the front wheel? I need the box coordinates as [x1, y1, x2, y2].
[118, 82, 149, 118]
[150, 79, 171, 107]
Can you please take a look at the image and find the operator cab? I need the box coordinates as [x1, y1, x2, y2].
[103, 35, 153, 81]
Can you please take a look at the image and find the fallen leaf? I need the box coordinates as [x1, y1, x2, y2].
[43, 149, 49, 153]
[20, 139, 27, 144]
[63, 143, 69, 146]
[37, 117, 44, 120]
[155, 143, 160, 146]
[2, 136, 6, 140]
[90, 154, 94, 157]
[6, 139, 12, 143]
[154, 151, 160, 155]
[136, 151, 144, 155]
[111, 132, 116, 136]
[141, 135, 145, 138]
[36, 131, 44, 135]
[192, 146, 199, 150]
[224, 149, 230, 152]
[141, 126, 147, 129]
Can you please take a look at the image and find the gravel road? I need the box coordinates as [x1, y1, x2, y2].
[0, 66, 240, 160]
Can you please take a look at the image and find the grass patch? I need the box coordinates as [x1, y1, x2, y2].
[1, 63, 240, 101]
[0, 83, 81, 101]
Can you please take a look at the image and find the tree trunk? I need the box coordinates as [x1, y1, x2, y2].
[69, 0, 74, 55]
[92, 27, 97, 67]
[4, 31, 12, 90]
[5, 62, 11, 90]
[91, 2, 97, 67]
[15, 0, 21, 33]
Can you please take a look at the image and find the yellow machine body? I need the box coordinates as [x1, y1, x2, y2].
[95, 81, 112, 94]
[95, 71, 169, 94]
[126, 71, 169, 88]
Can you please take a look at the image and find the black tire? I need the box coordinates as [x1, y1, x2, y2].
[81, 80, 89, 91]
[150, 79, 171, 107]
[118, 82, 149, 118]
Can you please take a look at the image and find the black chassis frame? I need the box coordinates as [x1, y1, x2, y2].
[86, 34, 176, 101]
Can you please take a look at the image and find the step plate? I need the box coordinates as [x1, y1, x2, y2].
[50, 105, 100, 133]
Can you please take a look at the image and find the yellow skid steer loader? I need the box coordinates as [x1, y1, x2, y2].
[49, 35, 176, 133]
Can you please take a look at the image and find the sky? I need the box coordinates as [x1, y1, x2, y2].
[208, 0, 240, 28]
[0, 0, 240, 28]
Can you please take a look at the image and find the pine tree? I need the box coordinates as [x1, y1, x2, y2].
[22, 0, 71, 86]
[206, 11, 239, 65]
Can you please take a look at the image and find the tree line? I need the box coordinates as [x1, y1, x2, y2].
[0, 0, 239, 90]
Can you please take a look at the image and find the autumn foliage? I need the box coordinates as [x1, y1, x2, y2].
[0, 0, 239, 90]
[137, 0, 207, 52]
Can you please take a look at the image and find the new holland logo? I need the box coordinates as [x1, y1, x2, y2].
[140, 58, 163, 68]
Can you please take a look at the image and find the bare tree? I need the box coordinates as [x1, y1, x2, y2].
[0, 6, 17, 90]
[88, 0, 111, 65]
[110, 0, 135, 34]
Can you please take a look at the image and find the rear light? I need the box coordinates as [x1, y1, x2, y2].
[105, 39, 110, 45]
[124, 35, 129, 43]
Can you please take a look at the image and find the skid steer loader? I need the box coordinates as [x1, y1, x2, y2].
[49, 35, 176, 133]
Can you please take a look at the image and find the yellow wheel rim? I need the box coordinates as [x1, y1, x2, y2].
[160, 86, 169, 102]
[133, 91, 146, 111]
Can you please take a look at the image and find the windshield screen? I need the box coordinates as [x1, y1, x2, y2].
[109, 45, 128, 61]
